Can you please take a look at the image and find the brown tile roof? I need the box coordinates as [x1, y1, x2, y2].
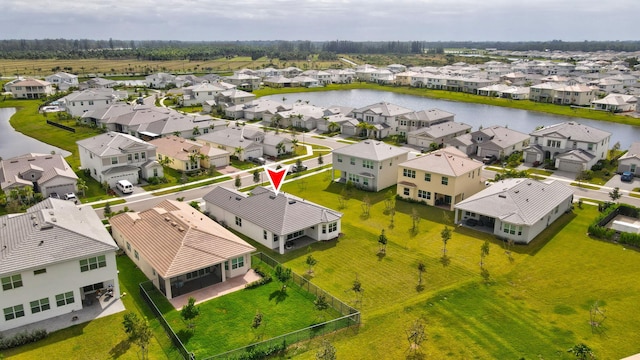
[110, 200, 255, 278]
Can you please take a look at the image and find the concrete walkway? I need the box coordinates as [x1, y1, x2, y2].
[2, 296, 125, 337]
[169, 270, 261, 310]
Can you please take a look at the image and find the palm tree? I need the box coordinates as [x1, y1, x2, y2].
[328, 121, 340, 133]
[356, 122, 376, 138]
[234, 146, 244, 160]
[77, 178, 88, 197]
[172, 131, 181, 137]
[275, 141, 286, 157]
[192, 126, 201, 136]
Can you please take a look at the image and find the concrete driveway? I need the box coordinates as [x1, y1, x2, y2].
[605, 173, 639, 191]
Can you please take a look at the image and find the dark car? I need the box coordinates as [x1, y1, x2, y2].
[249, 157, 266, 165]
[291, 164, 307, 173]
[621, 171, 634, 182]
[465, 218, 479, 226]
[482, 155, 497, 165]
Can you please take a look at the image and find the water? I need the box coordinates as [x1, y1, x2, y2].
[264, 89, 640, 149]
[0, 108, 71, 159]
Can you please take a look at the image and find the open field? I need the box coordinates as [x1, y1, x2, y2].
[260, 172, 640, 359]
[0, 57, 344, 78]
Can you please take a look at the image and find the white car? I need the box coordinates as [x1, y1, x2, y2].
[63, 193, 78, 203]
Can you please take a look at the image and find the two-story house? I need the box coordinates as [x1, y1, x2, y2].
[45, 72, 79, 91]
[7, 79, 54, 99]
[523, 121, 612, 172]
[397, 147, 485, 210]
[396, 109, 455, 137]
[110, 199, 255, 300]
[224, 73, 260, 91]
[351, 102, 414, 138]
[76, 132, 163, 187]
[0, 153, 78, 198]
[1, 198, 120, 332]
[204, 186, 343, 254]
[149, 135, 230, 172]
[407, 122, 472, 149]
[446, 126, 531, 159]
[332, 140, 409, 192]
[59, 89, 127, 117]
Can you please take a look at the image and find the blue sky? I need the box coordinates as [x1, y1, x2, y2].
[3, 0, 636, 41]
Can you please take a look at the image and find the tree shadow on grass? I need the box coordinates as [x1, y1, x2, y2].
[376, 251, 386, 261]
[109, 339, 131, 359]
[440, 255, 451, 267]
[176, 328, 194, 344]
[269, 290, 289, 304]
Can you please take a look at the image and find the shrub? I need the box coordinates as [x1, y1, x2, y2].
[0, 329, 48, 350]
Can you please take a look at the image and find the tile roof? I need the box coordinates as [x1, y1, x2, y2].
[110, 200, 255, 278]
[455, 178, 573, 226]
[149, 136, 203, 162]
[203, 186, 342, 236]
[400, 147, 483, 176]
[530, 121, 611, 143]
[332, 140, 409, 161]
[620, 142, 640, 161]
[0, 153, 77, 191]
[353, 102, 413, 117]
[0, 199, 117, 275]
[76, 132, 156, 157]
[407, 122, 472, 139]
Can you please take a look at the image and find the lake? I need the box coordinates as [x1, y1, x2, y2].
[0, 107, 71, 159]
[264, 89, 640, 149]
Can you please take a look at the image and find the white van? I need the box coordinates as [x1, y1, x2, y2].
[116, 180, 134, 194]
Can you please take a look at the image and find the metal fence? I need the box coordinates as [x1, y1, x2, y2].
[139, 281, 195, 360]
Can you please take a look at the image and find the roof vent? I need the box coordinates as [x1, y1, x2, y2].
[288, 200, 296, 204]
[178, 227, 185, 232]
[164, 217, 171, 221]
[171, 221, 177, 227]
[498, 194, 507, 198]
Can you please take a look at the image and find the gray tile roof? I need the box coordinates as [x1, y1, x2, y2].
[401, 147, 482, 176]
[530, 121, 611, 143]
[408, 122, 471, 139]
[620, 142, 640, 161]
[203, 186, 342, 235]
[455, 178, 573, 226]
[0, 153, 77, 192]
[0, 198, 118, 275]
[353, 102, 413, 117]
[399, 108, 455, 122]
[76, 132, 156, 157]
[332, 140, 409, 161]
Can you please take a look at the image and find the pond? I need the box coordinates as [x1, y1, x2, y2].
[0, 107, 71, 159]
[264, 89, 640, 149]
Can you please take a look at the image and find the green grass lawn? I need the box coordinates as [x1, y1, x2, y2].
[257, 172, 640, 360]
[3, 256, 182, 360]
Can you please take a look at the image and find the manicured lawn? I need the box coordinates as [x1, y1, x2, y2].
[152, 266, 341, 358]
[3, 256, 182, 360]
[260, 172, 640, 359]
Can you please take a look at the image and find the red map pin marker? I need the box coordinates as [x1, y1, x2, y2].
[266, 166, 289, 196]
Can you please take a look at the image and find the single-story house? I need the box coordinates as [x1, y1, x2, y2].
[0, 153, 78, 198]
[618, 142, 640, 176]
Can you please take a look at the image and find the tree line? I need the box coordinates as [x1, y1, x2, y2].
[0, 39, 639, 61]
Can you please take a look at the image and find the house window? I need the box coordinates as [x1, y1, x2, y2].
[403, 187, 410, 196]
[322, 224, 327, 234]
[424, 173, 431, 182]
[273, 234, 279, 242]
[350, 157, 355, 165]
[79, 255, 107, 272]
[141, 152, 146, 160]
[365, 115, 374, 122]
[2, 274, 23, 291]
[55, 291, 75, 307]
[3, 305, 25, 321]
[88, 101, 94, 105]
[418, 190, 431, 199]
[231, 256, 244, 269]
[337, 155, 342, 163]
[555, 205, 559, 214]
[128, 154, 133, 162]
[33, 268, 46, 275]
[134, 153, 139, 161]
[134, 250, 139, 260]
[126, 242, 131, 251]
[588, 143, 594, 151]
[363, 160, 374, 169]
[287, 230, 304, 240]
[263, 230, 267, 240]
[235, 216, 242, 227]
[111, 157, 118, 165]
[441, 176, 449, 185]
[403, 169, 416, 178]
[153, 168, 158, 177]
[30, 298, 50, 314]
[328, 222, 337, 233]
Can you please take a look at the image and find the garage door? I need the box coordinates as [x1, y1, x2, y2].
[43, 184, 76, 197]
[525, 152, 538, 163]
[557, 160, 583, 173]
[210, 156, 229, 167]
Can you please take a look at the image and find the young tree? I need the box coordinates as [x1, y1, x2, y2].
[609, 187, 621, 203]
[102, 180, 110, 194]
[440, 226, 451, 255]
[316, 339, 337, 360]
[568, 343, 596, 360]
[76, 178, 88, 197]
[274, 264, 292, 293]
[351, 275, 364, 307]
[306, 254, 318, 275]
[406, 318, 427, 355]
[181, 297, 200, 329]
[251, 310, 263, 329]
[252, 169, 261, 184]
[122, 312, 152, 359]
[417, 261, 426, 290]
[480, 240, 490, 269]
[378, 229, 388, 254]
[314, 294, 329, 311]
[103, 202, 112, 218]
[361, 195, 371, 218]
[234, 174, 242, 190]
[317, 153, 324, 165]
[410, 207, 421, 235]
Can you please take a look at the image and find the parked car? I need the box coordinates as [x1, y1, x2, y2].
[49, 192, 60, 199]
[621, 171, 634, 182]
[63, 192, 78, 203]
[482, 155, 497, 165]
[465, 218, 478, 226]
[249, 157, 266, 165]
[291, 164, 307, 173]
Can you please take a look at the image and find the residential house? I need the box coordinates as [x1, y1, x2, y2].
[552, 84, 596, 106]
[45, 72, 78, 91]
[181, 82, 235, 106]
[215, 88, 256, 107]
[290, 76, 320, 88]
[407, 122, 472, 148]
[529, 82, 563, 103]
[454, 178, 574, 244]
[326, 69, 354, 84]
[267, 103, 327, 130]
[0, 198, 120, 331]
[397, 109, 456, 136]
[397, 147, 485, 210]
[149, 136, 230, 172]
[0, 153, 77, 198]
[500, 86, 530, 100]
[59, 89, 127, 117]
[110, 199, 255, 300]
[242, 99, 291, 121]
[446, 126, 530, 159]
[301, 70, 332, 85]
[282, 67, 303, 77]
[76, 132, 163, 187]
[262, 134, 293, 158]
[145, 73, 177, 89]
[592, 94, 637, 113]
[263, 76, 295, 88]
[523, 121, 611, 172]
[351, 102, 414, 138]
[196, 127, 264, 161]
[7, 79, 54, 99]
[81, 77, 117, 89]
[617, 142, 640, 177]
[224, 73, 260, 91]
[332, 140, 409, 192]
[316, 114, 355, 133]
[394, 71, 418, 86]
[204, 186, 343, 254]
